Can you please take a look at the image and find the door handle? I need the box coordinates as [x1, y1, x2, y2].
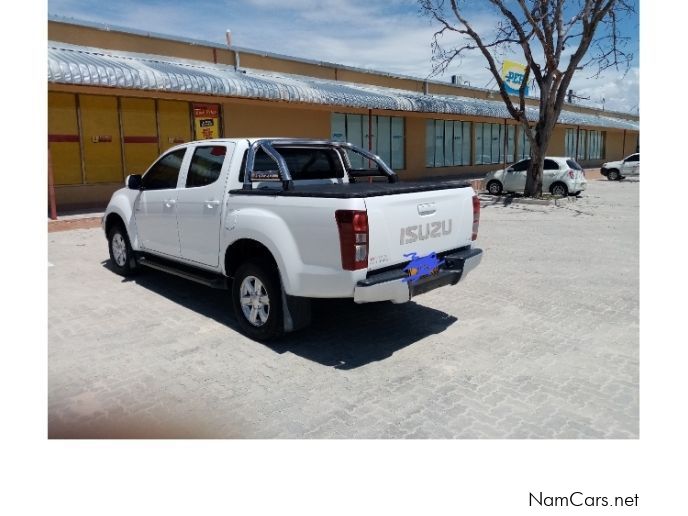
[164, 199, 177, 208]
[205, 200, 221, 208]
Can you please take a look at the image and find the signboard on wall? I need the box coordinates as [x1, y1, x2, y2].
[501, 60, 530, 96]
[192, 103, 220, 140]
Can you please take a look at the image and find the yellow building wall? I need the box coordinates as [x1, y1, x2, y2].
[223, 102, 330, 139]
[625, 132, 639, 155]
[79, 94, 123, 183]
[605, 131, 624, 161]
[48, 92, 82, 185]
[120, 97, 159, 175]
[548, 126, 566, 155]
[49, 23, 217, 63]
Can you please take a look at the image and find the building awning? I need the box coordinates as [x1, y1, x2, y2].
[48, 42, 639, 131]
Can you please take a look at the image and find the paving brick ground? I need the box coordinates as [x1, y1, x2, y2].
[48, 178, 638, 438]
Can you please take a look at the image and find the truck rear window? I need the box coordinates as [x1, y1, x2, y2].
[240, 147, 345, 182]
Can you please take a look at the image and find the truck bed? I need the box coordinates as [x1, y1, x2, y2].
[229, 179, 471, 198]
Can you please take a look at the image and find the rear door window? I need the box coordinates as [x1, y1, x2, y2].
[186, 146, 226, 188]
[544, 159, 560, 170]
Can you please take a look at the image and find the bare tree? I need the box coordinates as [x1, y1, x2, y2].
[420, 0, 635, 196]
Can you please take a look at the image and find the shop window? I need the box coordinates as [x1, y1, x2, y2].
[331, 113, 405, 169]
[426, 119, 471, 167]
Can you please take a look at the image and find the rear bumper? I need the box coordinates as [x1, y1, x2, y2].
[353, 247, 483, 304]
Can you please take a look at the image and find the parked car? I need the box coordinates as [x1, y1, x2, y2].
[485, 157, 587, 197]
[600, 153, 639, 180]
[102, 138, 483, 340]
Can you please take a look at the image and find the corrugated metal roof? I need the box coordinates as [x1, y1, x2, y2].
[48, 42, 639, 131]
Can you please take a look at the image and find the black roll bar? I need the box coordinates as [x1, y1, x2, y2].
[242, 138, 398, 190]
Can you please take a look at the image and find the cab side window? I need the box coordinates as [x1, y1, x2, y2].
[511, 159, 531, 172]
[141, 149, 186, 190]
[544, 159, 559, 170]
[625, 154, 639, 162]
[186, 146, 227, 188]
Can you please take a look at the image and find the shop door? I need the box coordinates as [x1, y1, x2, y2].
[79, 95, 123, 184]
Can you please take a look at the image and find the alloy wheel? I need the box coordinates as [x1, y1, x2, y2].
[239, 275, 271, 327]
[111, 233, 127, 267]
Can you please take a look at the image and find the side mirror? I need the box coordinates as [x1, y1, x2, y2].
[125, 174, 142, 190]
[507, 167, 514, 172]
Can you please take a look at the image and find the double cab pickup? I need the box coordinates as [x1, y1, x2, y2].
[103, 138, 483, 340]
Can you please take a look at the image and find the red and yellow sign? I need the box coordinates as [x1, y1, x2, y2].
[192, 103, 220, 140]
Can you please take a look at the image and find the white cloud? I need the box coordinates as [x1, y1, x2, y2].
[570, 66, 639, 114]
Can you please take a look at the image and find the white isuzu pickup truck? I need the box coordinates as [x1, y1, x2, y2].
[103, 138, 483, 340]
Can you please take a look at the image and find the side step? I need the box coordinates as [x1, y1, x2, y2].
[137, 255, 229, 289]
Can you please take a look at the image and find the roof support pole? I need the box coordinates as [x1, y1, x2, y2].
[48, 147, 58, 220]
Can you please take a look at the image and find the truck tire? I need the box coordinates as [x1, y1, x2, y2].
[232, 261, 284, 341]
[107, 225, 138, 276]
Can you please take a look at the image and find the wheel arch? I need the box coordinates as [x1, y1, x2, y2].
[104, 212, 126, 236]
[224, 238, 281, 283]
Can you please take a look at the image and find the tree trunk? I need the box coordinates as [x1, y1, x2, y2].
[525, 144, 545, 197]
[524, 119, 555, 197]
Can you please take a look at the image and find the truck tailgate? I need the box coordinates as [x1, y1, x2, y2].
[364, 186, 475, 271]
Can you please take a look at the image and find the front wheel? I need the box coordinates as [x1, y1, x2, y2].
[107, 225, 138, 276]
[550, 182, 568, 197]
[232, 261, 284, 341]
[607, 169, 620, 181]
[486, 180, 503, 195]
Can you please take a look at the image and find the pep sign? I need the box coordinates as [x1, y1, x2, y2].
[501, 60, 530, 96]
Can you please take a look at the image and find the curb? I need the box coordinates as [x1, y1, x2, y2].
[479, 194, 555, 206]
[48, 217, 103, 233]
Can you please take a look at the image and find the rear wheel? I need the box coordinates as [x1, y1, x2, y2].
[550, 182, 568, 197]
[107, 225, 138, 276]
[486, 180, 503, 195]
[232, 261, 284, 341]
[607, 169, 620, 181]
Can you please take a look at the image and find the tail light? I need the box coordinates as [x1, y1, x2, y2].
[472, 195, 480, 241]
[335, 210, 368, 270]
[568, 170, 575, 179]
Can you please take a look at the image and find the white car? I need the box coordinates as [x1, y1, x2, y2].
[485, 157, 587, 197]
[600, 153, 639, 180]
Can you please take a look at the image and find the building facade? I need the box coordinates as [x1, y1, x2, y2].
[48, 17, 640, 210]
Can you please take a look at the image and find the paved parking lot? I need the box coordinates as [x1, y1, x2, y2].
[48, 178, 638, 438]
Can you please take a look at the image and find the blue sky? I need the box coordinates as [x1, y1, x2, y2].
[48, 0, 639, 113]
